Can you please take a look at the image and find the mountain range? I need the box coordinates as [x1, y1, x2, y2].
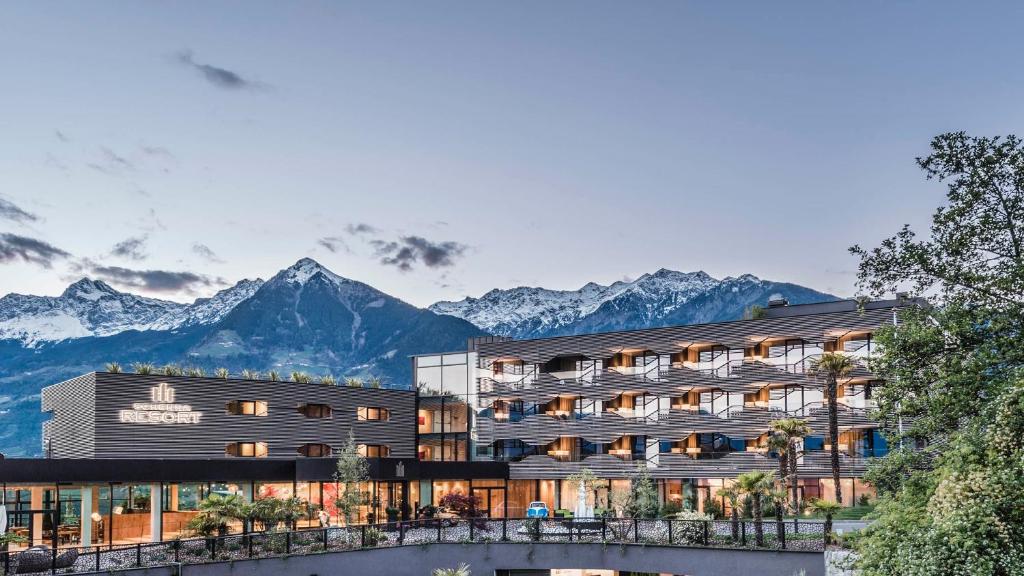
[0, 258, 835, 456]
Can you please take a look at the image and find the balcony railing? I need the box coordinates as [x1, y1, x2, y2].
[0, 516, 827, 574]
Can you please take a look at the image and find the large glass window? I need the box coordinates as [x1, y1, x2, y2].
[299, 403, 332, 418]
[357, 444, 391, 458]
[298, 443, 333, 457]
[357, 406, 390, 421]
[226, 441, 268, 457]
[226, 400, 268, 416]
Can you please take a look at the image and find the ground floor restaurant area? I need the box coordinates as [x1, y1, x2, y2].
[0, 457, 872, 550]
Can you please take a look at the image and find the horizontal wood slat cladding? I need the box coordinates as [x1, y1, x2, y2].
[41, 372, 96, 458]
[475, 306, 894, 362]
[43, 373, 415, 460]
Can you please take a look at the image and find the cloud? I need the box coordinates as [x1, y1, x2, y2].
[176, 51, 264, 90]
[86, 263, 223, 294]
[88, 147, 135, 174]
[0, 196, 40, 223]
[140, 145, 174, 158]
[318, 236, 350, 254]
[0, 233, 71, 268]
[192, 243, 224, 263]
[345, 223, 378, 236]
[371, 235, 468, 272]
[54, 130, 70, 143]
[109, 235, 148, 261]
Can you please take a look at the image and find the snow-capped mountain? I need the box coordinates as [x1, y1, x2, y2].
[0, 279, 185, 345]
[148, 278, 264, 330]
[0, 277, 265, 344]
[430, 269, 836, 338]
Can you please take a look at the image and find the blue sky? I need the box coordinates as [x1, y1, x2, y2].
[1, 1, 1022, 306]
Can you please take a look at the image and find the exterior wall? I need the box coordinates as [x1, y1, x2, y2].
[43, 373, 416, 460]
[463, 302, 899, 483]
[41, 373, 97, 458]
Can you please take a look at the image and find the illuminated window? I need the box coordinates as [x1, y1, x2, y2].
[297, 443, 333, 457]
[298, 403, 333, 418]
[226, 400, 268, 416]
[226, 442, 268, 458]
[357, 444, 391, 458]
[357, 407, 390, 421]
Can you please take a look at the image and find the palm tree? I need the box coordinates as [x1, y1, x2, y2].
[807, 498, 842, 546]
[767, 432, 789, 489]
[716, 485, 742, 542]
[433, 564, 471, 576]
[768, 484, 789, 548]
[770, 418, 812, 512]
[367, 376, 383, 389]
[132, 362, 155, 375]
[268, 370, 281, 382]
[809, 352, 854, 504]
[105, 362, 122, 373]
[319, 374, 336, 385]
[241, 369, 261, 380]
[215, 367, 230, 379]
[345, 377, 363, 388]
[190, 493, 248, 536]
[291, 371, 311, 383]
[735, 471, 774, 546]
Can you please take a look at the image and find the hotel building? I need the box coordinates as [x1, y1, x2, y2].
[0, 298, 902, 549]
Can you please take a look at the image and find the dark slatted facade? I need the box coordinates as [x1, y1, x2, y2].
[42, 373, 416, 460]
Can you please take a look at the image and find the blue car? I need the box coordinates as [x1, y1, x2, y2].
[526, 501, 549, 518]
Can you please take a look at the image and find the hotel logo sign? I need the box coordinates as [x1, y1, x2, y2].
[119, 383, 203, 425]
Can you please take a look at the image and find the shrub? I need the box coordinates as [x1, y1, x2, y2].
[672, 510, 713, 544]
[659, 500, 683, 518]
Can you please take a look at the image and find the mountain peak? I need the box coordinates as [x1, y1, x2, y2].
[278, 258, 340, 285]
[61, 278, 119, 301]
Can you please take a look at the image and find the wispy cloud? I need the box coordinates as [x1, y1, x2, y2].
[317, 236, 350, 254]
[176, 50, 265, 90]
[109, 235, 148, 261]
[54, 130, 70, 143]
[88, 147, 135, 174]
[371, 235, 468, 272]
[85, 262, 224, 294]
[0, 233, 70, 268]
[0, 196, 40, 224]
[140, 145, 174, 158]
[345, 223, 378, 236]
[192, 243, 224, 263]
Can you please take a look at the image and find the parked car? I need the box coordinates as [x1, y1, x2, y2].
[526, 501, 549, 518]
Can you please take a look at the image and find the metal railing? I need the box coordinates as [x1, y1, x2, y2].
[0, 516, 825, 574]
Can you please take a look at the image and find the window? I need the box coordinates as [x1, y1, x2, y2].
[226, 400, 268, 416]
[357, 444, 390, 458]
[357, 407, 390, 421]
[297, 443, 333, 457]
[226, 442, 268, 458]
[298, 403, 332, 418]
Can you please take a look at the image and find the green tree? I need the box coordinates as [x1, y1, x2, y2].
[807, 498, 841, 546]
[618, 462, 658, 519]
[188, 493, 248, 536]
[716, 485, 742, 542]
[334, 429, 369, 526]
[735, 471, 774, 546]
[770, 418, 812, 512]
[808, 353, 854, 504]
[848, 133, 1024, 574]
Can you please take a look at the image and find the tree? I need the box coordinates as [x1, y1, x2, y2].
[433, 564, 471, 576]
[848, 133, 1024, 574]
[735, 471, 774, 546]
[188, 493, 248, 536]
[566, 467, 608, 512]
[768, 484, 789, 548]
[716, 485, 742, 542]
[334, 429, 369, 526]
[623, 462, 659, 519]
[808, 353, 854, 504]
[807, 498, 841, 546]
[770, 418, 812, 512]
